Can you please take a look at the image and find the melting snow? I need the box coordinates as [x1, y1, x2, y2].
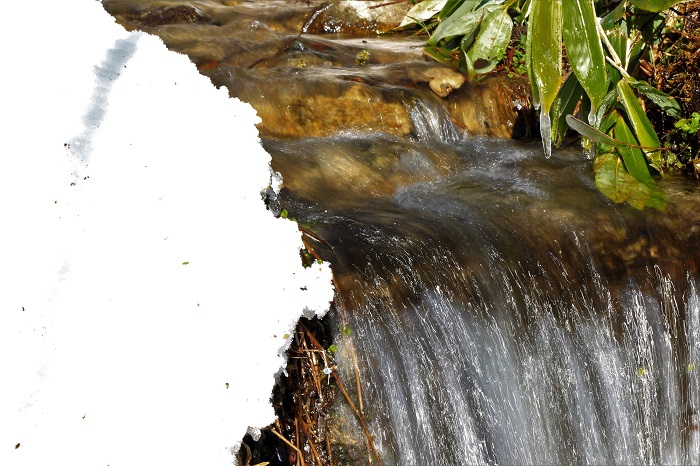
[0, 1, 334, 464]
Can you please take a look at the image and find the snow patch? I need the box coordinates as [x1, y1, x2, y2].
[0, 1, 334, 464]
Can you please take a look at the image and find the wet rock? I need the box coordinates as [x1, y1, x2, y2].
[264, 135, 465, 203]
[120, 5, 209, 27]
[446, 75, 535, 139]
[304, 0, 412, 34]
[252, 79, 412, 138]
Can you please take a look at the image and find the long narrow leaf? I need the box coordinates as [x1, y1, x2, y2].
[551, 72, 585, 146]
[566, 114, 626, 148]
[439, 0, 476, 20]
[629, 0, 685, 12]
[525, 10, 539, 109]
[613, 115, 655, 184]
[595, 88, 619, 129]
[562, 0, 608, 111]
[628, 78, 681, 118]
[528, 0, 562, 155]
[611, 118, 667, 210]
[617, 79, 663, 170]
[601, 0, 628, 30]
[528, 0, 562, 114]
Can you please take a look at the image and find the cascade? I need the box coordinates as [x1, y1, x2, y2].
[275, 137, 700, 464]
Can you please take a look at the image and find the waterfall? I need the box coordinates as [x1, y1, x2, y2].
[274, 136, 700, 465]
[342, 266, 700, 464]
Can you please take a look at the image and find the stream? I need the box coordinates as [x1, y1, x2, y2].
[102, 1, 700, 464]
[274, 134, 700, 465]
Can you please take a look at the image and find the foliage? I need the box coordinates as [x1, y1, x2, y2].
[400, 0, 699, 210]
[650, 2, 700, 175]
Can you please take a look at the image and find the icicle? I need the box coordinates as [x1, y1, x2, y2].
[588, 106, 597, 127]
[540, 108, 552, 159]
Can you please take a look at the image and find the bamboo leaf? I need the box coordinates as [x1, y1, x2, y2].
[594, 151, 666, 210]
[528, 0, 562, 156]
[595, 88, 619, 129]
[562, 0, 608, 110]
[525, 10, 538, 109]
[428, 1, 494, 45]
[617, 79, 663, 171]
[466, 7, 513, 74]
[528, 0, 562, 114]
[601, 0, 628, 30]
[566, 114, 625, 148]
[613, 115, 655, 184]
[551, 72, 585, 146]
[627, 78, 681, 118]
[439, 0, 476, 20]
[629, 0, 685, 12]
[399, 0, 447, 28]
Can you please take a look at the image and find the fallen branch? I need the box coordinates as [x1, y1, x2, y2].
[271, 428, 306, 466]
[300, 323, 383, 466]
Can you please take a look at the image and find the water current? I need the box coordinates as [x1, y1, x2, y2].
[271, 132, 700, 465]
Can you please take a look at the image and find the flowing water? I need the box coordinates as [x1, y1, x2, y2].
[271, 132, 700, 465]
[101, 2, 700, 463]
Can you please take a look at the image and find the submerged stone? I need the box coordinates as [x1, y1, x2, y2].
[447, 75, 535, 139]
[303, 1, 412, 34]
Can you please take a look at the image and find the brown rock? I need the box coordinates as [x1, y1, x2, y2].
[304, 0, 412, 34]
[446, 75, 535, 139]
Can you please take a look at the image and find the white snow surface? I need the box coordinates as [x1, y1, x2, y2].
[0, 1, 334, 464]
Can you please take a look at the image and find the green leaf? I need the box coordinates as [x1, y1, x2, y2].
[551, 72, 585, 146]
[594, 151, 667, 210]
[566, 114, 626, 148]
[599, 108, 619, 135]
[629, 0, 684, 12]
[562, 0, 608, 110]
[399, 0, 447, 28]
[439, 0, 476, 20]
[613, 115, 655, 184]
[462, 47, 476, 80]
[601, 0, 628, 30]
[528, 0, 562, 156]
[525, 13, 538, 109]
[428, 0, 485, 45]
[617, 79, 663, 171]
[465, 7, 513, 74]
[675, 112, 700, 133]
[594, 152, 635, 204]
[627, 78, 681, 118]
[528, 0, 562, 114]
[595, 88, 619, 129]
